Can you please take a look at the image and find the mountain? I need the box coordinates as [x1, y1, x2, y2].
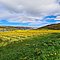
[0, 26, 33, 31]
[37, 23, 60, 30]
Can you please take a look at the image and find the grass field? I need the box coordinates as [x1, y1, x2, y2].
[0, 30, 60, 60]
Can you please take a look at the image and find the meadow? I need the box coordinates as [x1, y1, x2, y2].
[0, 30, 60, 60]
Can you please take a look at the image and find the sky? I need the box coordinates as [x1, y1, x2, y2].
[0, 0, 60, 27]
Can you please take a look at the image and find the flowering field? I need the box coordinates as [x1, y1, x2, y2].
[0, 30, 60, 47]
[0, 30, 60, 60]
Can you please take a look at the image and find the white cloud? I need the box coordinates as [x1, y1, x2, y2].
[55, 16, 60, 20]
[7, 15, 42, 23]
[0, 0, 60, 27]
[0, 0, 60, 16]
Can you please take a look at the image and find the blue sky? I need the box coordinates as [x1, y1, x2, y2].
[0, 0, 60, 27]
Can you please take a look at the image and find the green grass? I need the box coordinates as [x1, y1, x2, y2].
[0, 33, 60, 60]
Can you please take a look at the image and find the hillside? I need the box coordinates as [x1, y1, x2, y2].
[38, 23, 60, 30]
[0, 23, 60, 31]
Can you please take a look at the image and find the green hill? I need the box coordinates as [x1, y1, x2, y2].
[38, 23, 60, 30]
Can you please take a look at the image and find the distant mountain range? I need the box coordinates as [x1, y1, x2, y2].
[0, 26, 33, 31]
[0, 23, 60, 31]
[37, 23, 60, 30]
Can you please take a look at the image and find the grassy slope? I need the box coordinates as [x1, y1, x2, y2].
[0, 33, 60, 60]
[38, 23, 60, 30]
